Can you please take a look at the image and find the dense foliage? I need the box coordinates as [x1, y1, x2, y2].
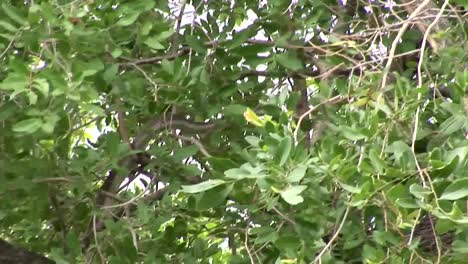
[0, 0, 467, 263]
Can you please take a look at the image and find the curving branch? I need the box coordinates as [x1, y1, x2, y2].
[83, 116, 222, 250]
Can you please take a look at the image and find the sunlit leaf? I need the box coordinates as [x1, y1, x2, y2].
[280, 185, 307, 205]
[181, 180, 226, 193]
[440, 178, 468, 200]
[286, 165, 307, 183]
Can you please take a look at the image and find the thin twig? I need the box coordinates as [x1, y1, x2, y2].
[380, 0, 431, 91]
[271, 206, 297, 226]
[411, 0, 449, 186]
[429, 215, 442, 264]
[120, 48, 190, 66]
[293, 95, 346, 144]
[407, 209, 422, 246]
[71, 116, 102, 132]
[33, 177, 76, 183]
[93, 214, 105, 263]
[312, 205, 350, 264]
[0, 30, 21, 59]
[244, 227, 255, 264]
[175, 135, 212, 158]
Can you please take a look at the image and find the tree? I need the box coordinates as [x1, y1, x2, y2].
[0, 0, 467, 263]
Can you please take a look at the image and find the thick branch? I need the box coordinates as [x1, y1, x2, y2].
[0, 239, 54, 264]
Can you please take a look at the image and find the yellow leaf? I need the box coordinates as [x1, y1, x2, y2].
[243, 108, 264, 126]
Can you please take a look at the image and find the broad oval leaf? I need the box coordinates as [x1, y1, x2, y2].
[276, 136, 292, 166]
[32, 78, 49, 97]
[439, 115, 466, 135]
[340, 126, 367, 141]
[409, 183, 431, 199]
[13, 118, 42, 134]
[286, 165, 307, 183]
[196, 184, 233, 210]
[280, 185, 307, 205]
[275, 52, 303, 71]
[245, 135, 261, 147]
[431, 156, 460, 178]
[116, 12, 140, 26]
[181, 179, 226, 194]
[440, 178, 468, 200]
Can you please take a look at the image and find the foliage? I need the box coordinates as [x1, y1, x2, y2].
[0, 0, 467, 263]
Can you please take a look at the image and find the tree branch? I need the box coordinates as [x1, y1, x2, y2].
[119, 47, 190, 67]
[0, 239, 54, 264]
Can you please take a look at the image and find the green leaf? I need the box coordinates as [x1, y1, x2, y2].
[431, 156, 459, 178]
[254, 231, 278, 244]
[250, 226, 275, 235]
[12, 118, 42, 134]
[0, 101, 17, 121]
[362, 244, 385, 262]
[156, 30, 174, 41]
[223, 104, 247, 116]
[28, 91, 38, 105]
[181, 180, 226, 193]
[185, 35, 206, 54]
[274, 235, 301, 251]
[111, 48, 123, 58]
[206, 157, 238, 172]
[116, 12, 141, 26]
[395, 197, 419, 208]
[103, 65, 118, 84]
[373, 230, 399, 246]
[33, 78, 49, 97]
[41, 121, 54, 134]
[161, 59, 174, 74]
[140, 21, 153, 36]
[280, 185, 307, 205]
[144, 36, 165, 50]
[452, 241, 468, 254]
[1, 4, 26, 26]
[0, 74, 27, 92]
[224, 163, 266, 179]
[245, 136, 261, 147]
[0, 20, 17, 32]
[369, 149, 385, 174]
[80, 59, 104, 77]
[409, 184, 431, 200]
[228, 28, 254, 49]
[286, 165, 307, 183]
[339, 182, 362, 194]
[276, 136, 292, 166]
[105, 132, 121, 156]
[172, 145, 199, 161]
[439, 115, 466, 134]
[388, 141, 411, 161]
[340, 126, 367, 141]
[196, 184, 233, 210]
[275, 52, 303, 71]
[42, 114, 59, 134]
[80, 104, 106, 117]
[440, 178, 468, 200]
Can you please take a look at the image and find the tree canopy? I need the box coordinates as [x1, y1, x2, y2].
[0, 0, 467, 263]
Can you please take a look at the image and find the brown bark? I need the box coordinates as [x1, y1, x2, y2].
[0, 239, 54, 264]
